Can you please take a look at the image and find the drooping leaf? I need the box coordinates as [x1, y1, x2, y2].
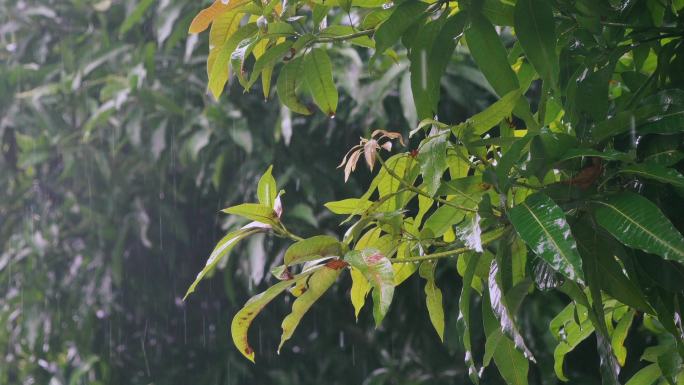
[612, 309, 635, 366]
[482, 290, 530, 385]
[418, 130, 448, 196]
[184, 228, 261, 299]
[373, 1, 429, 56]
[221, 203, 279, 226]
[283, 235, 344, 266]
[488, 260, 536, 362]
[593, 192, 684, 262]
[549, 302, 595, 381]
[303, 48, 338, 116]
[419, 261, 445, 341]
[278, 265, 342, 352]
[508, 192, 584, 284]
[624, 364, 661, 385]
[276, 56, 312, 115]
[514, 0, 559, 91]
[344, 249, 394, 326]
[257, 165, 277, 208]
[457, 252, 481, 384]
[247, 41, 293, 90]
[209, 23, 258, 99]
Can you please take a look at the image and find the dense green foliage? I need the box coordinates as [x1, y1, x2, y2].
[185, 0, 684, 384]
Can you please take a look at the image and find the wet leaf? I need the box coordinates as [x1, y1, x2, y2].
[418, 130, 448, 196]
[509, 193, 584, 284]
[419, 261, 445, 341]
[276, 56, 312, 115]
[247, 41, 294, 90]
[549, 302, 595, 381]
[209, 23, 258, 99]
[457, 252, 481, 384]
[344, 249, 394, 326]
[593, 192, 684, 262]
[618, 163, 684, 189]
[278, 266, 342, 352]
[373, 1, 429, 55]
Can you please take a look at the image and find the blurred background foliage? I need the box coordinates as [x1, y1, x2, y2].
[0, 0, 653, 384]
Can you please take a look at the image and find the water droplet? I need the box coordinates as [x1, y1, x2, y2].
[382, 1, 394, 9]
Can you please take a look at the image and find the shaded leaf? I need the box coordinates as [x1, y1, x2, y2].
[303, 48, 338, 116]
[457, 252, 481, 384]
[374, 1, 429, 55]
[276, 56, 312, 115]
[514, 0, 559, 91]
[619, 163, 684, 189]
[419, 261, 445, 341]
[418, 130, 448, 196]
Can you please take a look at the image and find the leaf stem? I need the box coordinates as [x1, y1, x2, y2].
[392, 227, 508, 263]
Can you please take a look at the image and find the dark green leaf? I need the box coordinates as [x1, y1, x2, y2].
[303, 48, 338, 116]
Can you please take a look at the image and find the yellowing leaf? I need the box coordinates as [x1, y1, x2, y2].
[283, 235, 344, 266]
[344, 249, 394, 327]
[188, 0, 250, 34]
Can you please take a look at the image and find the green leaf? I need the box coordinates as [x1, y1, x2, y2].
[184, 228, 260, 299]
[488, 261, 536, 362]
[247, 41, 293, 90]
[231, 35, 261, 88]
[418, 130, 448, 196]
[549, 302, 595, 381]
[482, 290, 530, 385]
[619, 163, 684, 189]
[457, 251, 481, 384]
[424, 198, 467, 238]
[221, 203, 279, 226]
[514, 0, 559, 91]
[119, 0, 155, 36]
[557, 148, 630, 162]
[278, 265, 342, 352]
[324, 198, 373, 214]
[303, 48, 338, 116]
[276, 56, 312, 115]
[612, 310, 635, 366]
[373, 1, 429, 55]
[593, 192, 684, 262]
[419, 261, 445, 341]
[257, 165, 277, 208]
[344, 249, 395, 326]
[509, 193, 584, 284]
[319, 25, 374, 48]
[283, 235, 344, 266]
[463, 90, 522, 136]
[465, 12, 536, 129]
[624, 363, 661, 385]
[209, 23, 258, 99]
[231, 271, 310, 362]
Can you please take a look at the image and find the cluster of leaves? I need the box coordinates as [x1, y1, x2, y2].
[186, 0, 684, 384]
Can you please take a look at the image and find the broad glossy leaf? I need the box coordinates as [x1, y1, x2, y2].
[344, 249, 394, 326]
[221, 203, 279, 226]
[557, 148, 630, 162]
[283, 235, 344, 266]
[257, 165, 277, 208]
[209, 23, 258, 99]
[189, 0, 250, 34]
[593, 192, 684, 262]
[509, 193, 584, 284]
[303, 48, 338, 116]
[373, 1, 429, 55]
[184, 228, 260, 299]
[619, 163, 684, 189]
[514, 0, 559, 91]
[276, 56, 312, 115]
[418, 130, 448, 196]
[457, 251, 481, 384]
[278, 266, 342, 351]
[488, 260, 536, 362]
[419, 261, 445, 341]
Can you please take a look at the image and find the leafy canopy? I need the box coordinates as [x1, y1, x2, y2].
[184, 0, 684, 384]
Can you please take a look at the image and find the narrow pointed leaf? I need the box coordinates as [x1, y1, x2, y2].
[188, 0, 249, 34]
[593, 192, 684, 262]
[247, 41, 293, 89]
[624, 364, 661, 385]
[276, 56, 312, 115]
[514, 0, 559, 91]
[457, 252, 481, 384]
[278, 266, 342, 352]
[344, 249, 394, 326]
[324, 198, 373, 214]
[257, 165, 277, 208]
[418, 131, 448, 196]
[209, 23, 258, 99]
[619, 163, 684, 189]
[509, 192, 584, 284]
[419, 261, 445, 341]
[373, 1, 429, 55]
